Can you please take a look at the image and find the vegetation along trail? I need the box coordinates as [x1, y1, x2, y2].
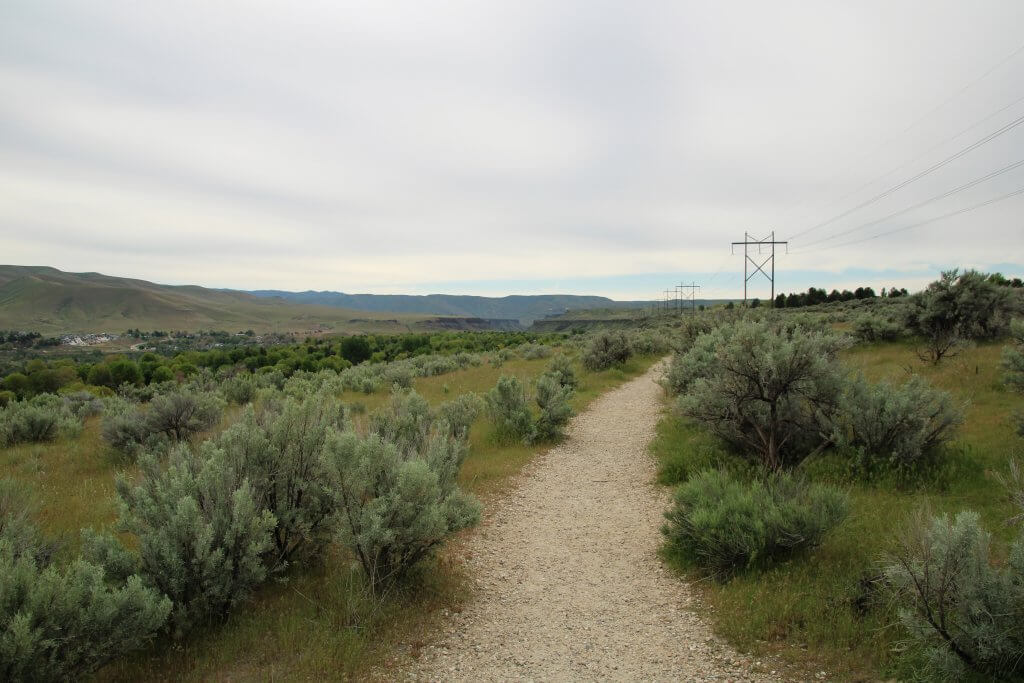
[399, 361, 776, 682]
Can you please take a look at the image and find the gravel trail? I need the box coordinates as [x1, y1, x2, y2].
[400, 362, 778, 682]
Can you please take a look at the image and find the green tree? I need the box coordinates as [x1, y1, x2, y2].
[340, 336, 373, 364]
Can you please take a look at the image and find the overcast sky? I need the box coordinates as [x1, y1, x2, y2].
[2, 1, 1023, 300]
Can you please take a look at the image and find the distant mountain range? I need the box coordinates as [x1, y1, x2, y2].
[0, 265, 670, 335]
[0, 266, 435, 335]
[246, 290, 656, 324]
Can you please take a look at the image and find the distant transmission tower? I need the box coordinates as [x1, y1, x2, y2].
[731, 231, 788, 305]
[678, 282, 700, 314]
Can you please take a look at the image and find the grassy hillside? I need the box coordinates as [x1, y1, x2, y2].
[0, 266, 436, 335]
[246, 289, 656, 324]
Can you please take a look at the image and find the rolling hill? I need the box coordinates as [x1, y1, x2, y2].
[246, 290, 656, 324]
[0, 266, 440, 335]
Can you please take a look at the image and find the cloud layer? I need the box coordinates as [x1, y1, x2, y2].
[2, 0, 1023, 298]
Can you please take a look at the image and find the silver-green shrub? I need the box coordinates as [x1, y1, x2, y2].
[833, 375, 962, 481]
[544, 354, 579, 391]
[145, 390, 224, 442]
[519, 343, 553, 360]
[255, 368, 286, 390]
[583, 331, 632, 371]
[436, 393, 484, 441]
[385, 364, 415, 391]
[325, 430, 480, 591]
[630, 330, 672, 355]
[531, 375, 573, 443]
[484, 376, 533, 444]
[453, 352, 475, 369]
[0, 479, 52, 566]
[661, 326, 726, 396]
[0, 482, 170, 680]
[0, 543, 171, 681]
[213, 396, 344, 568]
[101, 400, 157, 458]
[221, 373, 257, 405]
[661, 469, 848, 575]
[677, 320, 846, 470]
[1003, 318, 1024, 394]
[884, 510, 1024, 681]
[370, 390, 432, 455]
[0, 395, 81, 447]
[61, 390, 105, 419]
[113, 446, 276, 637]
[852, 313, 903, 343]
[415, 356, 459, 376]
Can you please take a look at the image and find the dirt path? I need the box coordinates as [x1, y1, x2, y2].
[399, 362, 778, 682]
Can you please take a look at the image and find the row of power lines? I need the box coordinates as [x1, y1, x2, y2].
[653, 37, 1024, 308]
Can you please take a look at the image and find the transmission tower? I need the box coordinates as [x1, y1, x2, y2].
[731, 231, 788, 305]
[678, 282, 700, 314]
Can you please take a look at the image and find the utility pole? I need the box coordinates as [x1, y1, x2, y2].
[678, 282, 700, 314]
[731, 231, 788, 306]
[663, 289, 673, 314]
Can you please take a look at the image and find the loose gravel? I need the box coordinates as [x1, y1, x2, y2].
[398, 362, 781, 682]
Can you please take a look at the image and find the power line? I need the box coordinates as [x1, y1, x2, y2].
[787, 111, 1024, 241]
[797, 158, 1024, 249]
[791, 184, 1024, 255]
[896, 40, 1024, 135]
[781, 91, 1024, 234]
[770, 39, 1024, 226]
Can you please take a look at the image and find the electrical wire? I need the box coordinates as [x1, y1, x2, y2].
[770, 39, 1024, 227]
[780, 91, 1024, 234]
[787, 112, 1024, 240]
[790, 184, 1024, 255]
[796, 158, 1024, 249]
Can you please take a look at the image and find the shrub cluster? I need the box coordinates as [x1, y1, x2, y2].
[666, 319, 962, 480]
[544, 354, 579, 391]
[108, 445, 276, 637]
[831, 375, 963, 482]
[1003, 318, 1024, 394]
[484, 372, 574, 445]
[436, 392, 484, 440]
[583, 331, 632, 371]
[662, 469, 848, 575]
[674, 320, 846, 470]
[0, 480, 170, 680]
[101, 390, 224, 457]
[484, 376, 534, 443]
[220, 372, 257, 405]
[0, 395, 82, 448]
[87, 387, 481, 640]
[884, 510, 1024, 681]
[905, 269, 1015, 364]
[852, 313, 903, 343]
[519, 343, 553, 360]
[326, 429, 480, 591]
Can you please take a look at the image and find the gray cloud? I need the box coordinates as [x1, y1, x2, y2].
[1, 0, 1023, 297]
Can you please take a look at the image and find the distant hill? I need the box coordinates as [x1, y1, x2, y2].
[0, 266, 439, 335]
[246, 290, 655, 324]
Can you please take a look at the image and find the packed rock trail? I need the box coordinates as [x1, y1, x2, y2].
[399, 362, 777, 682]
